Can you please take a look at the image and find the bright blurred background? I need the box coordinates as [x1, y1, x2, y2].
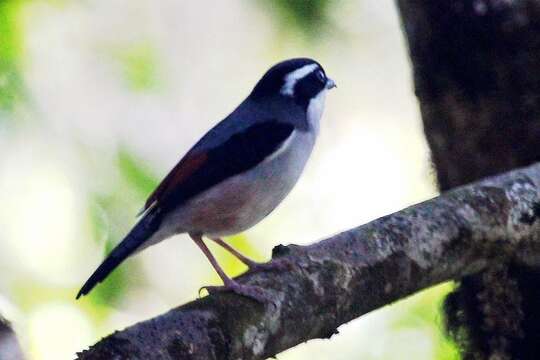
[0, 1, 459, 359]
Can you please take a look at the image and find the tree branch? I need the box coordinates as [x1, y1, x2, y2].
[78, 162, 540, 360]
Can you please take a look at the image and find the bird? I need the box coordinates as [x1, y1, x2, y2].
[76, 58, 335, 302]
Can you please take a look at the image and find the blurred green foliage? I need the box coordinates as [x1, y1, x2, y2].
[394, 283, 460, 359]
[260, 0, 333, 37]
[0, 0, 24, 112]
[81, 149, 159, 306]
[118, 148, 159, 198]
[114, 42, 160, 92]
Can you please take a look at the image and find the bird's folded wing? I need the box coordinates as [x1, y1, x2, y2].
[142, 119, 295, 212]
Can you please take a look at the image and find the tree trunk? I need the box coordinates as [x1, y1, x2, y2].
[396, 1, 540, 358]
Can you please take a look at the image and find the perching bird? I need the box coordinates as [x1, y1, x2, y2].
[77, 58, 335, 301]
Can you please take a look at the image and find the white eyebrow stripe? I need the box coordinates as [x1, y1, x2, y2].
[280, 63, 319, 96]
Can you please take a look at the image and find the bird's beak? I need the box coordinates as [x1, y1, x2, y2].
[325, 78, 336, 90]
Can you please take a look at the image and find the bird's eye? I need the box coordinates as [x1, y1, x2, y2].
[316, 70, 326, 83]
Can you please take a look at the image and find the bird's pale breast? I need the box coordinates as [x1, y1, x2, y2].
[156, 129, 316, 238]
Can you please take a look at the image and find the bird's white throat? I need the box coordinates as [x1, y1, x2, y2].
[307, 89, 327, 134]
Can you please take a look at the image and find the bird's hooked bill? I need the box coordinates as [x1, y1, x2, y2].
[325, 78, 337, 90]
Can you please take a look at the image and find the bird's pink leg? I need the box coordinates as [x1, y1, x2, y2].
[190, 234, 273, 303]
[209, 238, 261, 268]
[210, 237, 293, 273]
[191, 234, 231, 284]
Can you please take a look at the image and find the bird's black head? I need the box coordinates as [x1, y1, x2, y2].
[251, 58, 336, 108]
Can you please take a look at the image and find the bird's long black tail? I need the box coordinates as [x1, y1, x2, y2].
[76, 210, 161, 299]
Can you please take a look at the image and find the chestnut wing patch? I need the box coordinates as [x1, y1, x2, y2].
[144, 120, 295, 212]
[143, 152, 208, 211]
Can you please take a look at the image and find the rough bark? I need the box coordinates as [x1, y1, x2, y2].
[78, 162, 540, 360]
[0, 315, 24, 360]
[396, 1, 540, 359]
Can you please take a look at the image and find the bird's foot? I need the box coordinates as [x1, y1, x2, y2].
[200, 280, 276, 305]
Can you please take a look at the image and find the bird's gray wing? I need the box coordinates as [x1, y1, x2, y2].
[142, 119, 295, 213]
